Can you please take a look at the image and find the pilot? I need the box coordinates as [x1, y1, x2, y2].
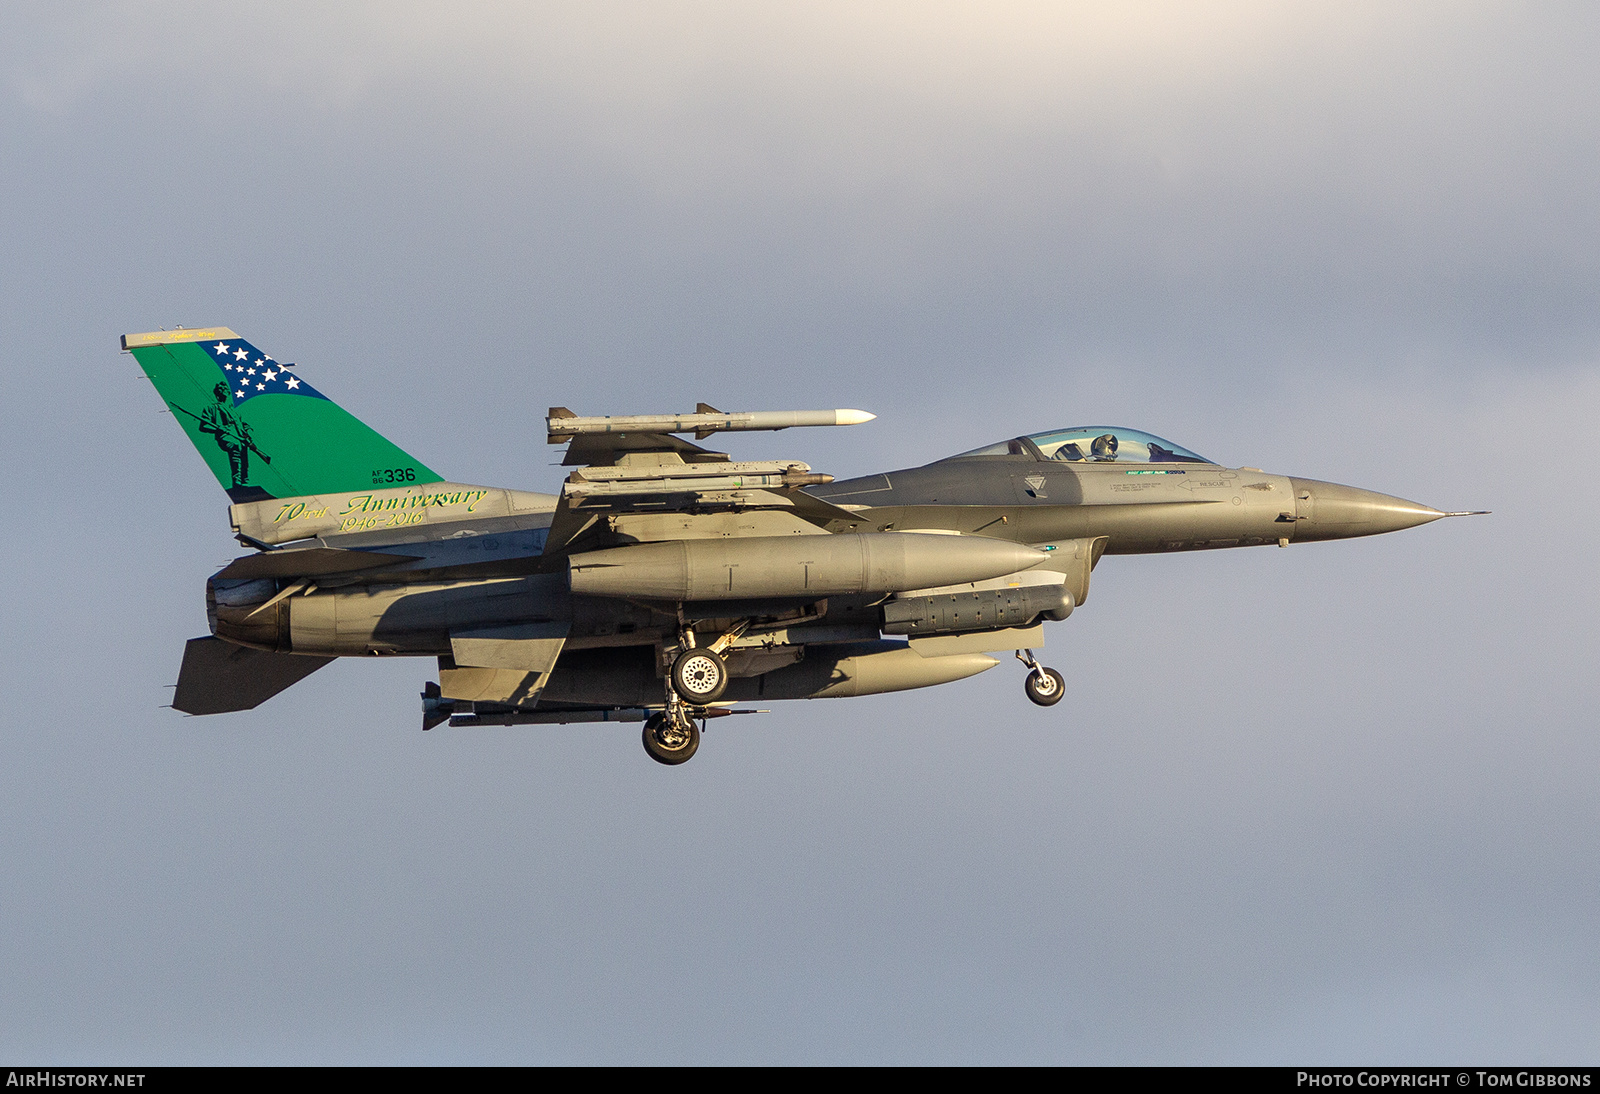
[1091, 433, 1119, 461]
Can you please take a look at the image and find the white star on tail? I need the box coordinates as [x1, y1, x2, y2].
[284, 376, 300, 390]
[263, 370, 276, 381]
[233, 348, 249, 360]
[213, 343, 229, 355]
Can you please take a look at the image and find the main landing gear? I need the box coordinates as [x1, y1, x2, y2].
[643, 621, 746, 765]
[1017, 649, 1065, 707]
[642, 709, 700, 765]
[670, 645, 728, 704]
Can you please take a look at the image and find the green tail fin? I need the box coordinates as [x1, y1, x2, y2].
[125, 327, 442, 503]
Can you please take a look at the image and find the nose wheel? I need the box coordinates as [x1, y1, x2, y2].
[1017, 649, 1065, 707]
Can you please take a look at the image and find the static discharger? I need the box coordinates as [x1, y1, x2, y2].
[547, 404, 876, 442]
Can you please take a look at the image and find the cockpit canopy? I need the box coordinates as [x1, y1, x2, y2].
[954, 427, 1213, 465]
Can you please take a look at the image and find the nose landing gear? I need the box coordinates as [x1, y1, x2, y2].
[1017, 649, 1065, 707]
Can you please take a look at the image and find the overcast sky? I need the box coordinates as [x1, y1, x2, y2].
[3, 2, 1598, 1063]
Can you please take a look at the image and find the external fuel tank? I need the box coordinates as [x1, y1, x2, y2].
[567, 533, 1047, 601]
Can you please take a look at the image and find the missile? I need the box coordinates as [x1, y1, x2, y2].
[447, 706, 653, 727]
[572, 460, 819, 481]
[548, 406, 875, 442]
[564, 472, 834, 498]
[563, 460, 834, 497]
[568, 533, 1047, 601]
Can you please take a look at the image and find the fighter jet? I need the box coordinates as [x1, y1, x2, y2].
[127, 327, 1481, 765]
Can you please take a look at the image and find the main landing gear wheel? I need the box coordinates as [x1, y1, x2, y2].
[1024, 667, 1066, 707]
[642, 712, 700, 765]
[671, 647, 728, 704]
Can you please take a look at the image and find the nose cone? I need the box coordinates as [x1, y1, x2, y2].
[1288, 478, 1446, 541]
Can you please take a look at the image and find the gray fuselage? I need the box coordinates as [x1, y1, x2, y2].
[809, 452, 1447, 553]
[195, 441, 1453, 719]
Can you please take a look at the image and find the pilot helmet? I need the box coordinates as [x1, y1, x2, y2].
[1091, 433, 1119, 460]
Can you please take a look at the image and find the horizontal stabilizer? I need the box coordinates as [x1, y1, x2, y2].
[172, 636, 333, 715]
[216, 546, 421, 581]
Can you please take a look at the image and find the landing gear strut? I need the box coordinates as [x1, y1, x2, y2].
[1017, 649, 1065, 707]
[646, 623, 716, 764]
[644, 619, 751, 764]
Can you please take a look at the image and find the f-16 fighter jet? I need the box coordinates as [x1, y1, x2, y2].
[127, 327, 1482, 765]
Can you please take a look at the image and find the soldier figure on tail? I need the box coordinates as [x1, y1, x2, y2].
[196, 382, 270, 490]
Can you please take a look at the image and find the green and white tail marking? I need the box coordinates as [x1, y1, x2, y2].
[125, 327, 440, 502]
